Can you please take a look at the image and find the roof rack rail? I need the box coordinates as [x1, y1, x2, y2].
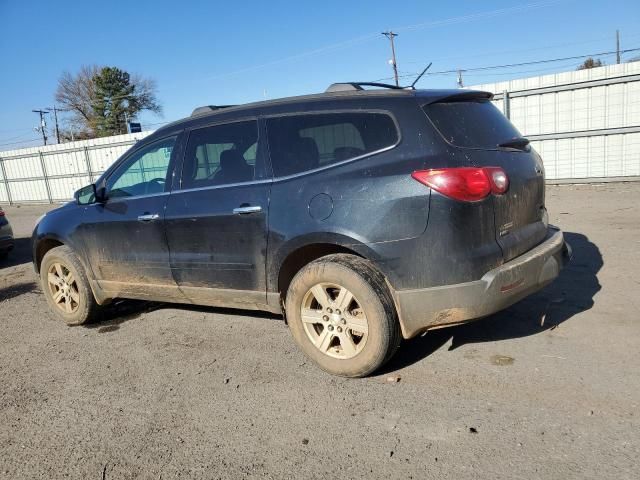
[191, 105, 236, 117]
[325, 82, 405, 93]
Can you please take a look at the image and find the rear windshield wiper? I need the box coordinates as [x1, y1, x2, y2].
[498, 137, 530, 150]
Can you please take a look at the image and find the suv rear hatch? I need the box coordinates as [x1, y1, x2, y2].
[423, 93, 548, 262]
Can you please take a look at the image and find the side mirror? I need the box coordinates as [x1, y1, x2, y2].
[74, 184, 103, 205]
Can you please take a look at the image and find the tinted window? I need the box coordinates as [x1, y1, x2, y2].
[181, 121, 260, 189]
[107, 137, 175, 198]
[423, 100, 521, 149]
[267, 112, 398, 177]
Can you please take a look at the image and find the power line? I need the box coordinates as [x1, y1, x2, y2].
[373, 47, 640, 83]
[430, 47, 640, 75]
[400, 31, 640, 66]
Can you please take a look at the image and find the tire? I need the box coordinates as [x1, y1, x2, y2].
[40, 245, 100, 325]
[285, 254, 401, 377]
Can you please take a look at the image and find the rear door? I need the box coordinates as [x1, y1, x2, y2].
[164, 119, 272, 308]
[423, 98, 547, 261]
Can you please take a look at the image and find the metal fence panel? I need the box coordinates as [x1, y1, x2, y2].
[0, 180, 9, 203]
[471, 62, 640, 182]
[3, 153, 42, 180]
[0, 131, 151, 204]
[8, 179, 50, 203]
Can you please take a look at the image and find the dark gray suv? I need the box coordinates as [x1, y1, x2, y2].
[32, 83, 570, 377]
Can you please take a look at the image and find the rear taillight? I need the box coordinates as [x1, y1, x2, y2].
[484, 167, 509, 194]
[411, 167, 509, 202]
[0, 208, 5, 217]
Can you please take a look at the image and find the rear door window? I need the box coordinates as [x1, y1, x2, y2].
[266, 112, 398, 177]
[423, 100, 521, 149]
[180, 120, 262, 189]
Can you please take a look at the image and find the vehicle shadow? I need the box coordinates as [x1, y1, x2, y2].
[0, 281, 38, 302]
[0, 237, 33, 269]
[86, 300, 282, 333]
[379, 231, 602, 374]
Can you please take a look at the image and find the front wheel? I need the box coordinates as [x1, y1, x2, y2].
[40, 245, 100, 325]
[285, 254, 401, 377]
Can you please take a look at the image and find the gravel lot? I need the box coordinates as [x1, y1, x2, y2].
[1, 183, 639, 479]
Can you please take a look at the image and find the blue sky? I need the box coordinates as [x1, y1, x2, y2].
[1, 0, 639, 149]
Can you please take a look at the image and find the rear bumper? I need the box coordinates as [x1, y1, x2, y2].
[394, 228, 571, 338]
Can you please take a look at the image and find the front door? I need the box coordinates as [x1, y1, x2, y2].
[164, 119, 271, 308]
[78, 136, 180, 300]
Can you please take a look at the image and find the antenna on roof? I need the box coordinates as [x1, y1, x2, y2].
[409, 62, 432, 90]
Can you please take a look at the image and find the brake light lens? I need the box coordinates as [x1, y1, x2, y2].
[411, 167, 508, 202]
[0, 207, 5, 216]
[484, 167, 509, 194]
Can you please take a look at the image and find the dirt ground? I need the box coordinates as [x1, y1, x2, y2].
[1, 183, 639, 479]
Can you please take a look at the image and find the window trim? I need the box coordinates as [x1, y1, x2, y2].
[177, 116, 266, 191]
[102, 135, 179, 201]
[263, 109, 402, 181]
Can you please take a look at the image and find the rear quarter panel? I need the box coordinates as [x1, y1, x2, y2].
[265, 97, 435, 292]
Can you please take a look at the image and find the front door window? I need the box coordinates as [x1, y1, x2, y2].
[107, 137, 176, 198]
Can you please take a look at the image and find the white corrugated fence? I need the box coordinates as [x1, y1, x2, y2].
[0, 132, 152, 204]
[470, 62, 640, 182]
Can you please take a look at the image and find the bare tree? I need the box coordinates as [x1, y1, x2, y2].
[577, 57, 604, 70]
[55, 65, 100, 138]
[55, 65, 162, 139]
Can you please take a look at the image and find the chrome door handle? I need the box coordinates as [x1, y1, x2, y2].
[137, 213, 159, 222]
[233, 205, 262, 215]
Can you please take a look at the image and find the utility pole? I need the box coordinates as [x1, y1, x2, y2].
[32, 109, 49, 146]
[616, 30, 621, 64]
[382, 31, 399, 86]
[457, 70, 465, 88]
[51, 106, 61, 143]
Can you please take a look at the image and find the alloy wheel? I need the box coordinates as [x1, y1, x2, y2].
[300, 283, 369, 359]
[47, 262, 80, 314]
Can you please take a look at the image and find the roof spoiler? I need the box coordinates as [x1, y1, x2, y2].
[325, 82, 404, 93]
[426, 90, 494, 104]
[191, 105, 236, 117]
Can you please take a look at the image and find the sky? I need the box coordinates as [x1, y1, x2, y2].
[1, 0, 639, 150]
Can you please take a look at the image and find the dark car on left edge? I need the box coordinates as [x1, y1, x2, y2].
[0, 205, 15, 259]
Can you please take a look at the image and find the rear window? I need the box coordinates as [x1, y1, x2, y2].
[423, 100, 521, 149]
[266, 112, 398, 177]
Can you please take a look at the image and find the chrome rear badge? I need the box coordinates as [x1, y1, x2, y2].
[499, 221, 514, 237]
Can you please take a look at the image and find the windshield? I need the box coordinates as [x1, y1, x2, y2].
[423, 100, 522, 149]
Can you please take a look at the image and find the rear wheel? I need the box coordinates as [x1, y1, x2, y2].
[285, 254, 401, 377]
[40, 246, 100, 325]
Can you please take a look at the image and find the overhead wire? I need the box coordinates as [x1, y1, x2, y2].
[372, 47, 640, 83]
